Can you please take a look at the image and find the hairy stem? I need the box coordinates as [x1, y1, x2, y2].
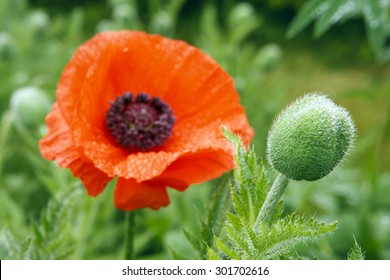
[124, 211, 136, 260]
[255, 173, 289, 228]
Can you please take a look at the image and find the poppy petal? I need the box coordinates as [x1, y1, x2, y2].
[39, 103, 111, 197]
[114, 178, 170, 211]
[71, 118, 178, 181]
[149, 148, 233, 191]
[69, 158, 111, 197]
[39, 103, 79, 167]
[72, 113, 251, 184]
[56, 35, 115, 124]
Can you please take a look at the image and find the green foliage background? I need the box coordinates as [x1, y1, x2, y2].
[0, 0, 389, 260]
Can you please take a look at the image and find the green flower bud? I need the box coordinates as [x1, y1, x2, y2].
[26, 10, 50, 34]
[113, 2, 139, 26]
[267, 93, 356, 181]
[228, 3, 256, 29]
[149, 11, 174, 36]
[10, 87, 52, 128]
[255, 44, 282, 72]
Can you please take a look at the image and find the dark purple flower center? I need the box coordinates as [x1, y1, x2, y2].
[106, 92, 175, 150]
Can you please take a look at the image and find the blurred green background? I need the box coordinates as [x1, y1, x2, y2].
[0, 0, 389, 260]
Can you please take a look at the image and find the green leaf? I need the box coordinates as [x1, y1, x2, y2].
[231, 183, 250, 222]
[226, 224, 251, 258]
[201, 174, 231, 246]
[214, 236, 241, 260]
[183, 228, 203, 258]
[259, 215, 337, 259]
[288, 0, 390, 56]
[181, 172, 231, 260]
[169, 247, 190, 260]
[223, 127, 269, 227]
[287, 0, 330, 38]
[347, 238, 365, 260]
[207, 247, 221, 260]
[1, 187, 81, 259]
[227, 212, 242, 231]
[363, 1, 388, 52]
[0, 111, 13, 179]
[314, 0, 362, 37]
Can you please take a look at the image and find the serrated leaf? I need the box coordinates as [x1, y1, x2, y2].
[347, 239, 365, 260]
[176, 169, 231, 260]
[19, 238, 33, 259]
[227, 212, 242, 231]
[231, 184, 250, 222]
[241, 224, 258, 257]
[2, 187, 81, 259]
[183, 228, 203, 257]
[207, 247, 221, 260]
[226, 225, 251, 257]
[270, 201, 284, 225]
[215, 236, 241, 260]
[1, 230, 18, 258]
[260, 215, 337, 259]
[202, 174, 231, 245]
[223, 127, 269, 227]
[30, 222, 43, 247]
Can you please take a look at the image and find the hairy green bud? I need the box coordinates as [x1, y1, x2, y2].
[267, 93, 356, 181]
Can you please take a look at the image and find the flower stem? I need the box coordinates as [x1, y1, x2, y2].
[255, 173, 289, 228]
[124, 211, 136, 260]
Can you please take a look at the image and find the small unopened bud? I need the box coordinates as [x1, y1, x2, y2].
[27, 10, 50, 37]
[113, 2, 139, 26]
[255, 44, 282, 72]
[228, 3, 256, 29]
[10, 87, 51, 128]
[267, 93, 356, 181]
[150, 12, 174, 36]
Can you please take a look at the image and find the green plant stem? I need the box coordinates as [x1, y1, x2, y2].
[124, 211, 136, 260]
[255, 173, 289, 228]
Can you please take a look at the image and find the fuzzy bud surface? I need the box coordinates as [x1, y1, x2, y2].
[267, 93, 356, 181]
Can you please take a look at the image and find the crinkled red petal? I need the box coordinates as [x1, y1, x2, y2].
[39, 103, 111, 196]
[114, 178, 170, 211]
[148, 148, 234, 191]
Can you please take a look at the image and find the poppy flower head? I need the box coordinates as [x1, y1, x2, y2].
[106, 92, 175, 150]
[39, 31, 254, 211]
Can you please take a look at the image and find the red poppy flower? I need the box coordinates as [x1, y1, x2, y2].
[39, 31, 253, 211]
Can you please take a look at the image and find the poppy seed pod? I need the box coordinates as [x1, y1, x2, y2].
[267, 93, 356, 181]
